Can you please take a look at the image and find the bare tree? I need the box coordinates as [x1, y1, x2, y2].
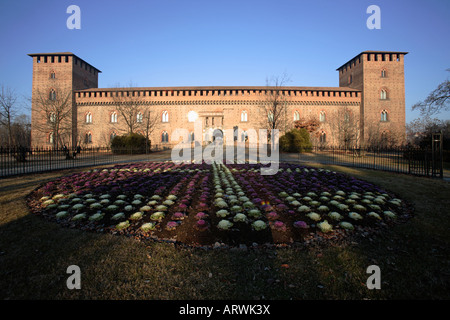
[11, 114, 31, 147]
[258, 73, 292, 139]
[0, 85, 18, 146]
[140, 108, 160, 150]
[365, 122, 402, 148]
[111, 84, 143, 135]
[294, 116, 320, 133]
[32, 85, 73, 148]
[328, 107, 360, 148]
[412, 70, 450, 116]
[406, 116, 450, 147]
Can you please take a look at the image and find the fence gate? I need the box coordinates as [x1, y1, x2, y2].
[431, 132, 443, 178]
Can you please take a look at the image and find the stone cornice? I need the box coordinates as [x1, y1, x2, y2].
[75, 99, 360, 107]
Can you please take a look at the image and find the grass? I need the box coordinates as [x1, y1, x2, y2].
[1, 163, 449, 300]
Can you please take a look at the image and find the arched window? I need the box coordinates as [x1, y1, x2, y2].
[381, 110, 388, 122]
[50, 71, 56, 79]
[319, 131, 327, 143]
[162, 110, 169, 122]
[85, 132, 92, 144]
[49, 112, 56, 123]
[319, 111, 326, 122]
[111, 112, 118, 123]
[161, 131, 169, 143]
[380, 89, 387, 100]
[241, 110, 248, 122]
[85, 112, 92, 123]
[268, 112, 274, 123]
[293, 110, 300, 121]
[136, 112, 143, 123]
[49, 89, 56, 101]
[49, 132, 54, 144]
[381, 69, 387, 78]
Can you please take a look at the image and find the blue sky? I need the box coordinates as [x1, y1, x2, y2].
[0, 0, 449, 122]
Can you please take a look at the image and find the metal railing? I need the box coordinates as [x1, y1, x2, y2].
[281, 145, 444, 178]
[0, 144, 445, 179]
[0, 145, 175, 178]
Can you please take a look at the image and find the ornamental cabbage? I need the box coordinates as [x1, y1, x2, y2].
[217, 220, 233, 230]
[306, 212, 321, 221]
[383, 211, 397, 218]
[130, 212, 143, 220]
[298, 205, 310, 213]
[150, 211, 165, 221]
[216, 209, 229, 218]
[111, 212, 125, 220]
[55, 211, 68, 219]
[89, 213, 103, 221]
[293, 220, 308, 229]
[141, 222, 156, 232]
[317, 220, 333, 233]
[116, 221, 130, 230]
[233, 213, 248, 223]
[72, 213, 86, 221]
[349, 212, 363, 220]
[252, 220, 267, 231]
[328, 211, 343, 221]
[339, 221, 354, 230]
[90, 203, 103, 210]
[368, 212, 382, 220]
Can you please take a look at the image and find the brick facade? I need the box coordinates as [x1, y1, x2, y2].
[29, 51, 407, 148]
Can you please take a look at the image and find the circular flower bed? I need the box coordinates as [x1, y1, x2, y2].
[27, 162, 413, 247]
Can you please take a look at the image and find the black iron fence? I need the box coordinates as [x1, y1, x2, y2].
[285, 146, 444, 178]
[0, 144, 175, 178]
[0, 144, 445, 179]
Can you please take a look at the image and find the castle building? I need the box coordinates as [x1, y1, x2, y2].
[28, 50, 407, 148]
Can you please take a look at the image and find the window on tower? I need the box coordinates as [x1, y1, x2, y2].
[111, 112, 118, 123]
[319, 131, 327, 144]
[136, 112, 143, 123]
[85, 112, 92, 123]
[241, 110, 248, 122]
[85, 132, 92, 144]
[319, 111, 326, 122]
[162, 110, 169, 122]
[161, 131, 169, 143]
[49, 89, 56, 101]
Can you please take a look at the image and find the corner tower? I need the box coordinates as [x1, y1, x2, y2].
[28, 52, 101, 147]
[337, 51, 407, 145]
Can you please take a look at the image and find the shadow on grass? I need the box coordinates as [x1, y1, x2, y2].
[1, 163, 450, 299]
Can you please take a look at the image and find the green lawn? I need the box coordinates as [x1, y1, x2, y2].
[1, 163, 449, 300]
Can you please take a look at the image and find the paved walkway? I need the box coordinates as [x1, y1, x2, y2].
[2, 146, 448, 181]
